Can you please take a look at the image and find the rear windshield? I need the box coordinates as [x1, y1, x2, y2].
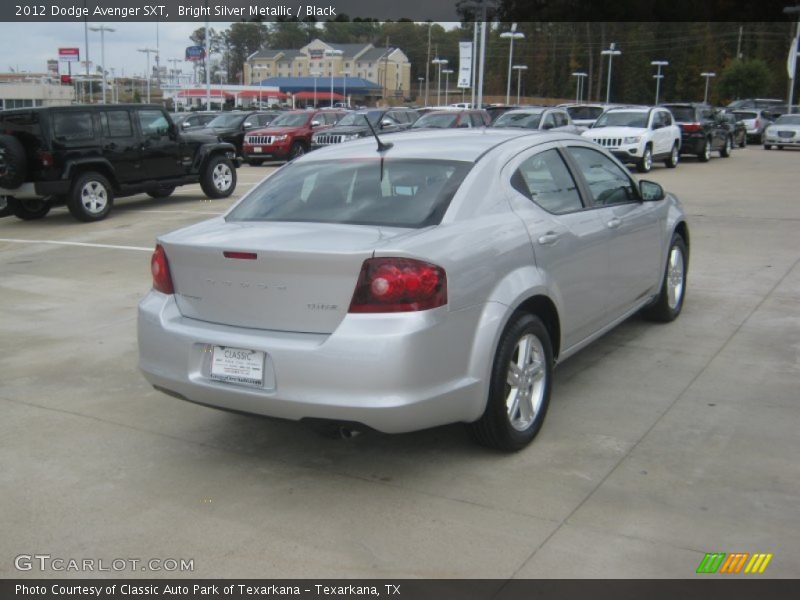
[411, 113, 459, 128]
[593, 111, 648, 128]
[493, 111, 543, 129]
[565, 106, 604, 120]
[664, 106, 695, 122]
[732, 111, 758, 120]
[227, 159, 472, 228]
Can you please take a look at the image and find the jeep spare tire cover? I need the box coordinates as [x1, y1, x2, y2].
[0, 134, 28, 189]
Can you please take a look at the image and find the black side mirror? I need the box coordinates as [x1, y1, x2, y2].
[639, 180, 665, 202]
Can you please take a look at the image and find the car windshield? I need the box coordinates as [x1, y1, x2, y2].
[775, 115, 800, 125]
[269, 113, 310, 127]
[493, 111, 543, 128]
[336, 111, 382, 127]
[207, 113, 246, 128]
[226, 159, 472, 228]
[593, 111, 648, 128]
[411, 113, 459, 128]
[664, 107, 695, 122]
[565, 106, 604, 120]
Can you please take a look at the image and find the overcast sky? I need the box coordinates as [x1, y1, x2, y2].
[2, 22, 231, 77]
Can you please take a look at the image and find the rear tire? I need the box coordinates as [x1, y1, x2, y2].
[664, 143, 679, 168]
[200, 155, 236, 199]
[642, 234, 688, 323]
[698, 138, 711, 162]
[470, 313, 553, 452]
[67, 172, 114, 222]
[147, 186, 175, 199]
[738, 134, 746, 148]
[763, 144, 771, 150]
[0, 134, 28, 188]
[11, 197, 50, 220]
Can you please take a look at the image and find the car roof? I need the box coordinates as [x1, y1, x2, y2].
[297, 128, 568, 163]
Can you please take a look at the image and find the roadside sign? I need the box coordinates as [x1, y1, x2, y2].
[185, 46, 205, 62]
[458, 42, 472, 89]
[58, 47, 80, 62]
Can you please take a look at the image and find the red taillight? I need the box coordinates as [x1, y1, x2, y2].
[37, 150, 54, 168]
[754, 118, 761, 129]
[223, 251, 257, 260]
[151, 245, 174, 294]
[349, 257, 447, 313]
[681, 123, 702, 132]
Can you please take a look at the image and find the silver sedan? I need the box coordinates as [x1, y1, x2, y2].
[138, 129, 689, 451]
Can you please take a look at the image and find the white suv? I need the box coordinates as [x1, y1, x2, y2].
[582, 107, 681, 173]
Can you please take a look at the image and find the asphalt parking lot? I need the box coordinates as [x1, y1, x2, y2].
[1, 147, 798, 579]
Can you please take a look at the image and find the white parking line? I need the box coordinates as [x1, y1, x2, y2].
[0, 238, 152, 252]
[138, 210, 224, 215]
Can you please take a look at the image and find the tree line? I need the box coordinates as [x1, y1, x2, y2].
[190, 19, 794, 105]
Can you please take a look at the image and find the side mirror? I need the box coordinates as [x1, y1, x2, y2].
[310, 120, 321, 128]
[542, 122, 554, 130]
[380, 119, 393, 128]
[639, 180, 665, 202]
[243, 121, 255, 129]
[181, 121, 190, 129]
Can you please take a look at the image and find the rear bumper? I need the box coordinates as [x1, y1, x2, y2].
[0, 180, 70, 199]
[137, 292, 488, 433]
[679, 134, 707, 154]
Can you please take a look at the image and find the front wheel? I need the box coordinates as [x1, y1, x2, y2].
[12, 197, 51, 220]
[720, 136, 732, 157]
[289, 142, 306, 160]
[664, 143, 679, 168]
[642, 234, 688, 323]
[470, 313, 553, 452]
[67, 172, 114, 222]
[636, 146, 653, 173]
[763, 144, 771, 150]
[200, 155, 237, 199]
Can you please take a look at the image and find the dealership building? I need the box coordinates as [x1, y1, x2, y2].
[244, 39, 412, 101]
[0, 74, 75, 110]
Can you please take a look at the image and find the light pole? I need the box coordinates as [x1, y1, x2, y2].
[431, 57, 448, 106]
[500, 24, 524, 105]
[513, 65, 528, 105]
[442, 69, 454, 105]
[138, 47, 158, 104]
[310, 71, 321, 108]
[571, 71, 587, 103]
[89, 24, 115, 104]
[601, 43, 621, 104]
[343, 71, 350, 107]
[785, 5, 800, 114]
[651, 60, 668, 105]
[701, 71, 716, 104]
[418, 77, 424, 103]
[168, 57, 181, 89]
[325, 49, 343, 107]
[252, 64, 265, 108]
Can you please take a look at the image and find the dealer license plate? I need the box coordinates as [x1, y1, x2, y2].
[252, 147, 263, 153]
[210, 346, 265, 387]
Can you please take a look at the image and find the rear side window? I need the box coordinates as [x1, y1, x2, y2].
[227, 159, 472, 228]
[567, 146, 636, 206]
[511, 149, 583, 214]
[100, 110, 133, 137]
[52, 111, 94, 142]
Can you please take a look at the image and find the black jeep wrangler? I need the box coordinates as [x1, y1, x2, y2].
[0, 104, 239, 222]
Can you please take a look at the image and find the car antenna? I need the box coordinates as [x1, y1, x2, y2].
[363, 114, 393, 152]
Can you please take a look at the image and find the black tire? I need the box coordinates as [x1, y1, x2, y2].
[720, 136, 732, 158]
[636, 145, 653, 173]
[67, 172, 114, 222]
[471, 313, 553, 452]
[763, 144, 771, 150]
[697, 138, 711, 162]
[247, 159, 265, 166]
[777, 145, 784, 150]
[11, 197, 50, 220]
[147, 186, 176, 199]
[200, 155, 236, 199]
[738, 134, 746, 149]
[642, 234, 688, 323]
[0, 134, 27, 188]
[664, 143, 679, 168]
[0, 195, 11, 218]
[289, 142, 306, 160]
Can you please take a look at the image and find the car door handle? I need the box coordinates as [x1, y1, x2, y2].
[607, 217, 622, 229]
[537, 232, 561, 246]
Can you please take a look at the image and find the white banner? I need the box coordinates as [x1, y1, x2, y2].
[457, 41, 472, 89]
[788, 37, 798, 79]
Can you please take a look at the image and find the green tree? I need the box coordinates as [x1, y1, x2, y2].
[224, 22, 270, 83]
[718, 59, 773, 102]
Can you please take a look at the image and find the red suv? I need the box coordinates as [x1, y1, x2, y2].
[242, 110, 346, 165]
